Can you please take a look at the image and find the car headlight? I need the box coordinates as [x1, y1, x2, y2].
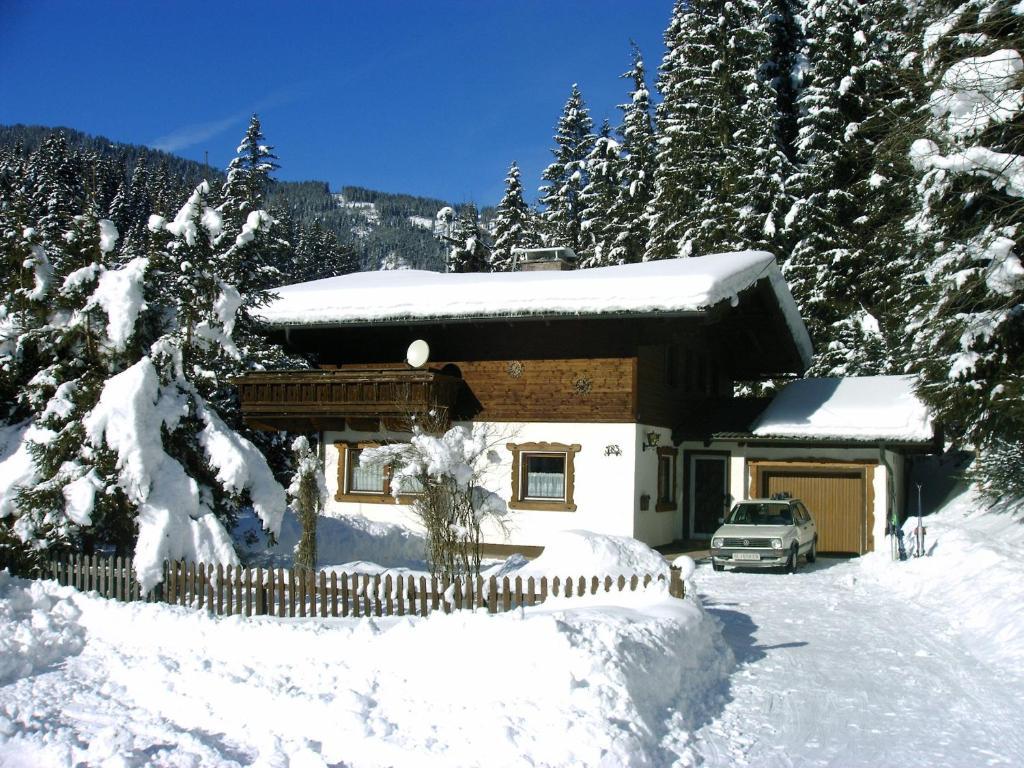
[712, 537, 723, 548]
[771, 538, 783, 550]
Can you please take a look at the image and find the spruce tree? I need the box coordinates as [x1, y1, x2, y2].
[608, 44, 657, 266]
[905, 0, 1024, 499]
[784, 0, 904, 376]
[445, 204, 489, 273]
[539, 84, 594, 256]
[490, 162, 533, 271]
[646, 0, 787, 260]
[579, 121, 623, 268]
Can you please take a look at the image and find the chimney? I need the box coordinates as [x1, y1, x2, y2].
[512, 247, 578, 272]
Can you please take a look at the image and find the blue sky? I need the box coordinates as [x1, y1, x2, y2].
[0, 1, 670, 206]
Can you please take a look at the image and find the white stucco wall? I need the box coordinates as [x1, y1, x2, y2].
[632, 424, 679, 547]
[323, 421, 646, 550]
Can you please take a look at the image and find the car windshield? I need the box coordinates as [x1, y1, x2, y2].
[726, 503, 793, 526]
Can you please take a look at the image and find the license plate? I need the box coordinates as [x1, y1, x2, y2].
[733, 552, 761, 561]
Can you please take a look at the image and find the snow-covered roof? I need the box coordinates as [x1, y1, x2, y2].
[751, 376, 934, 443]
[259, 251, 812, 367]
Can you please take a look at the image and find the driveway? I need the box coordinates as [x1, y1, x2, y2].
[688, 558, 1024, 767]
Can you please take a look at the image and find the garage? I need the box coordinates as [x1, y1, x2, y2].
[753, 462, 874, 554]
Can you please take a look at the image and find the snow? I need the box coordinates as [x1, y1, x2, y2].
[83, 358, 242, 591]
[687, 492, 1024, 765]
[930, 49, 1024, 136]
[97, 219, 119, 254]
[235, 210, 273, 247]
[257, 251, 813, 367]
[25, 244, 51, 301]
[236, 509, 427, 570]
[61, 470, 100, 526]
[195, 398, 286, 538]
[752, 375, 934, 442]
[162, 182, 210, 247]
[910, 139, 1024, 197]
[0, 572, 84, 685]
[5, 489, 1024, 766]
[514, 529, 670, 582]
[0, 570, 729, 767]
[87, 257, 148, 352]
[0, 422, 43, 521]
[860, 489, 1024, 667]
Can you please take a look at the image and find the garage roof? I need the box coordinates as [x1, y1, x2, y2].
[751, 376, 934, 443]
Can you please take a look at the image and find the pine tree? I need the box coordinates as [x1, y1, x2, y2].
[16, 212, 137, 556]
[784, 0, 903, 376]
[646, 0, 787, 260]
[608, 44, 657, 266]
[905, 0, 1024, 495]
[490, 162, 534, 271]
[578, 121, 623, 268]
[539, 84, 594, 256]
[445, 204, 489, 273]
[0, 162, 52, 419]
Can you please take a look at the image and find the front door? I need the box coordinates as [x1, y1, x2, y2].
[689, 454, 730, 539]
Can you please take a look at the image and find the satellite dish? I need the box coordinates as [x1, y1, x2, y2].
[406, 339, 430, 368]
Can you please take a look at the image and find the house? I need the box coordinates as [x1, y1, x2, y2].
[234, 251, 934, 555]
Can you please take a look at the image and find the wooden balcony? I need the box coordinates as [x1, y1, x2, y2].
[233, 368, 463, 432]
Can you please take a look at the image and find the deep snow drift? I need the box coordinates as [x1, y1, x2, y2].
[2, 492, 1023, 767]
[0, 570, 730, 768]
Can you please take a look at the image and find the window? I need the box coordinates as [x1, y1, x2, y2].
[656, 446, 677, 512]
[334, 442, 422, 504]
[507, 442, 581, 512]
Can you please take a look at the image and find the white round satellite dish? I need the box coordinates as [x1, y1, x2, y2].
[406, 339, 430, 368]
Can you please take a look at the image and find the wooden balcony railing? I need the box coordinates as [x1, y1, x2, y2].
[232, 368, 463, 432]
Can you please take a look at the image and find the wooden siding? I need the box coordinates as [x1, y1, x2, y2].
[636, 344, 732, 428]
[404, 358, 636, 423]
[453, 358, 635, 422]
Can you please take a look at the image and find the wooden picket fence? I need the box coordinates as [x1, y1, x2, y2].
[44, 553, 684, 619]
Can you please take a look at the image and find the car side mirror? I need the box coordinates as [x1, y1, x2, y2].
[717, 516, 724, 524]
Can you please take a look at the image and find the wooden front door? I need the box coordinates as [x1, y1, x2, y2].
[689, 454, 730, 539]
[763, 470, 866, 554]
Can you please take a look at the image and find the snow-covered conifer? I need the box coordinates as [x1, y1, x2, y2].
[539, 85, 594, 256]
[445, 204, 489, 273]
[645, 0, 788, 260]
[490, 163, 534, 271]
[905, 0, 1024, 486]
[607, 45, 657, 266]
[579, 121, 623, 268]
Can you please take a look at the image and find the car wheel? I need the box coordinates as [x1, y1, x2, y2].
[712, 561, 724, 572]
[786, 544, 798, 573]
[807, 538, 817, 564]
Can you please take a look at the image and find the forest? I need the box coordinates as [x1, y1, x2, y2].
[0, 0, 1021, 570]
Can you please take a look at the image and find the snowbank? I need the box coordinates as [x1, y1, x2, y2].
[236, 508, 427, 569]
[0, 573, 732, 766]
[859, 489, 1024, 667]
[752, 375, 934, 442]
[510, 528, 671, 581]
[0, 571, 84, 685]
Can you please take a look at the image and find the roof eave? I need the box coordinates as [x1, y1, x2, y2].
[258, 307, 710, 331]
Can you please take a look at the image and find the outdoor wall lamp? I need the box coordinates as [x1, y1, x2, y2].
[642, 431, 661, 451]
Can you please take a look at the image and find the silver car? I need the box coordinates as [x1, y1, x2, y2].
[710, 498, 818, 572]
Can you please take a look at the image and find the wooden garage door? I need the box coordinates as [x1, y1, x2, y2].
[763, 471, 865, 554]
